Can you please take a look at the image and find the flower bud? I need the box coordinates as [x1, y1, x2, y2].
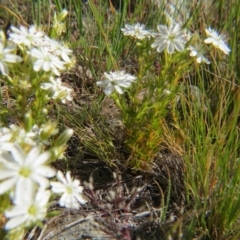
[58, 9, 68, 21]
[40, 121, 59, 140]
[54, 129, 73, 147]
[24, 112, 32, 132]
[0, 30, 6, 44]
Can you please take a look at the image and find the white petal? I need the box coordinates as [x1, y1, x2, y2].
[15, 178, 34, 204]
[157, 25, 168, 35]
[72, 179, 81, 188]
[31, 174, 49, 188]
[75, 194, 87, 204]
[190, 49, 197, 57]
[32, 151, 50, 166]
[205, 28, 212, 36]
[25, 147, 40, 165]
[103, 86, 114, 96]
[0, 177, 17, 194]
[0, 61, 9, 75]
[61, 52, 71, 62]
[59, 193, 69, 206]
[219, 43, 230, 54]
[0, 143, 25, 164]
[43, 62, 51, 72]
[4, 54, 23, 63]
[118, 81, 132, 88]
[0, 41, 4, 52]
[30, 48, 43, 58]
[5, 206, 28, 218]
[51, 66, 61, 76]
[151, 40, 161, 48]
[52, 59, 65, 70]
[156, 42, 166, 53]
[204, 37, 214, 44]
[36, 166, 56, 177]
[66, 172, 72, 184]
[174, 41, 184, 52]
[9, 144, 25, 164]
[5, 215, 28, 230]
[167, 43, 175, 54]
[36, 189, 51, 206]
[96, 81, 108, 87]
[51, 182, 66, 193]
[115, 85, 124, 94]
[0, 169, 18, 180]
[33, 60, 44, 71]
[196, 56, 202, 63]
[41, 83, 52, 90]
[57, 171, 68, 185]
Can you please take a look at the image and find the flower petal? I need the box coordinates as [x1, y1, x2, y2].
[0, 177, 17, 194]
[4, 54, 23, 63]
[36, 166, 56, 178]
[5, 215, 28, 230]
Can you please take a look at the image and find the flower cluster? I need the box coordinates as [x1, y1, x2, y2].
[0, 13, 87, 233]
[0, 141, 86, 230]
[0, 124, 39, 147]
[9, 25, 73, 76]
[97, 21, 231, 97]
[0, 24, 74, 105]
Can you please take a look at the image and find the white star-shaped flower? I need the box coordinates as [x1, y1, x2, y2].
[41, 77, 73, 103]
[29, 46, 65, 76]
[4, 187, 51, 230]
[204, 28, 231, 55]
[121, 23, 151, 40]
[0, 143, 55, 202]
[96, 70, 136, 96]
[9, 124, 38, 146]
[9, 25, 45, 48]
[44, 37, 73, 63]
[151, 23, 186, 54]
[51, 171, 87, 209]
[188, 46, 210, 64]
[0, 40, 23, 75]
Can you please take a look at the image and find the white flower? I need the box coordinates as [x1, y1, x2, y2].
[29, 47, 65, 76]
[151, 23, 186, 54]
[30, 124, 51, 146]
[10, 124, 38, 146]
[121, 23, 151, 40]
[41, 77, 73, 103]
[43, 36, 73, 63]
[188, 46, 210, 64]
[204, 28, 231, 55]
[9, 25, 45, 48]
[51, 171, 87, 209]
[4, 187, 50, 230]
[0, 40, 23, 75]
[0, 143, 55, 202]
[96, 70, 136, 96]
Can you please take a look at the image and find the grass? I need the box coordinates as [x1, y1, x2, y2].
[0, 0, 240, 239]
